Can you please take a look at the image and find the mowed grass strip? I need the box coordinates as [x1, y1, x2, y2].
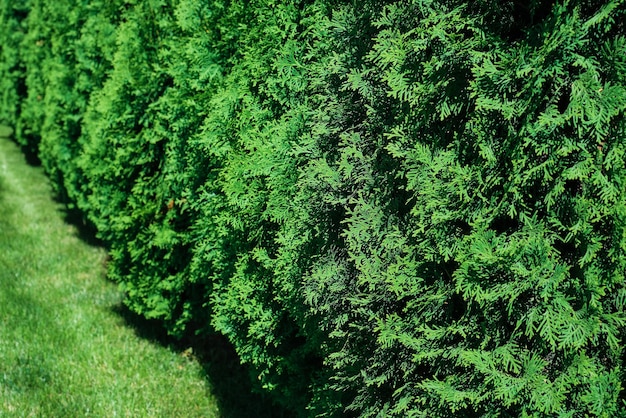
[0, 132, 220, 417]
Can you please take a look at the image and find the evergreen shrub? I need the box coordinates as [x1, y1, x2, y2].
[1, 0, 625, 416]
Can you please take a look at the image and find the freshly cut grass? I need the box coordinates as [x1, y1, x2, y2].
[0, 132, 220, 417]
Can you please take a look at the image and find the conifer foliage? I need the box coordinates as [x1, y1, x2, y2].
[1, 0, 625, 416]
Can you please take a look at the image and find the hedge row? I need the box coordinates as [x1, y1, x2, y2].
[2, 0, 626, 416]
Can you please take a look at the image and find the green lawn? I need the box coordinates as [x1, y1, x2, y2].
[0, 130, 222, 417]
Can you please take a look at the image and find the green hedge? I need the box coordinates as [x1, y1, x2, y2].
[2, 0, 626, 416]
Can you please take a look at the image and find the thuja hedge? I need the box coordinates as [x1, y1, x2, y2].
[2, 0, 626, 415]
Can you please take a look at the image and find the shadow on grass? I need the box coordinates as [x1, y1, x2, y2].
[53, 195, 293, 416]
[112, 304, 294, 418]
[59, 205, 104, 248]
[0, 126, 39, 166]
[3, 116, 298, 416]
[0, 127, 93, 246]
[1, 128, 42, 166]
